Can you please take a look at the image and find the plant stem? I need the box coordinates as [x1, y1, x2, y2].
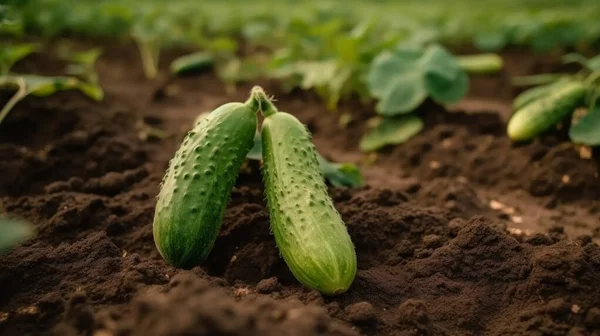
[0, 78, 27, 125]
[247, 86, 278, 117]
[136, 39, 159, 79]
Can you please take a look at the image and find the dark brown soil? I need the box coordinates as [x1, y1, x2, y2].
[1, 41, 600, 336]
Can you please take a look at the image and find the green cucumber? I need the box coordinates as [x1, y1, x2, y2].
[457, 53, 503, 74]
[507, 81, 586, 141]
[253, 87, 357, 295]
[153, 99, 258, 268]
[512, 79, 569, 111]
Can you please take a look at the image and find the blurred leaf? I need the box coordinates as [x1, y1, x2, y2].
[375, 72, 427, 116]
[422, 45, 469, 104]
[218, 57, 263, 83]
[360, 114, 424, 152]
[0, 217, 35, 254]
[65, 48, 103, 83]
[367, 44, 467, 115]
[0, 75, 103, 125]
[569, 107, 600, 146]
[562, 53, 600, 71]
[317, 157, 365, 188]
[0, 43, 40, 75]
[474, 31, 508, 52]
[170, 51, 213, 75]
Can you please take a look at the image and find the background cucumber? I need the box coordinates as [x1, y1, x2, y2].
[457, 53, 503, 74]
[153, 101, 257, 268]
[512, 79, 569, 111]
[507, 81, 586, 141]
[257, 89, 357, 295]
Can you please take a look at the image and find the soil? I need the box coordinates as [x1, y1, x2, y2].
[1, 41, 600, 336]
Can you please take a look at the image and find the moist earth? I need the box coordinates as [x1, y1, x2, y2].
[1, 42, 599, 336]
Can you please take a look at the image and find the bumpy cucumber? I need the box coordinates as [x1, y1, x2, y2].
[254, 88, 357, 295]
[153, 100, 258, 268]
[507, 81, 586, 141]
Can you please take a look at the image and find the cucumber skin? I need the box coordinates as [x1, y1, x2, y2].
[507, 82, 586, 141]
[261, 112, 357, 295]
[512, 80, 566, 111]
[153, 102, 257, 269]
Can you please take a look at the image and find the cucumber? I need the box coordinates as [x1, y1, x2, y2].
[507, 81, 586, 141]
[153, 99, 258, 268]
[253, 87, 356, 295]
[457, 53, 503, 74]
[512, 79, 569, 111]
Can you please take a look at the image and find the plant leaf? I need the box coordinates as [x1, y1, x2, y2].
[425, 70, 469, 104]
[0, 75, 104, 125]
[473, 31, 508, 52]
[360, 114, 424, 152]
[569, 107, 600, 146]
[170, 51, 214, 75]
[422, 45, 469, 104]
[375, 72, 427, 115]
[367, 50, 421, 98]
[0, 43, 40, 75]
[368, 44, 467, 115]
[0, 217, 35, 254]
[317, 157, 364, 188]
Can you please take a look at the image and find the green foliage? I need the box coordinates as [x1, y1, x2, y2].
[570, 106, 600, 146]
[359, 114, 424, 152]
[0, 75, 103, 125]
[509, 55, 600, 145]
[0, 217, 35, 254]
[170, 51, 214, 75]
[63, 48, 103, 84]
[367, 44, 468, 116]
[0, 43, 39, 75]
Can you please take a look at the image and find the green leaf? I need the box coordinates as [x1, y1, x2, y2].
[170, 51, 214, 75]
[473, 31, 508, 52]
[367, 49, 422, 98]
[317, 157, 364, 188]
[375, 72, 427, 116]
[562, 53, 600, 72]
[569, 107, 600, 146]
[367, 44, 468, 115]
[425, 70, 469, 104]
[360, 114, 424, 152]
[0, 75, 104, 125]
[0, 217, 35, 254]
[421, 45, 469, 104]
[0, 43, 40, 75]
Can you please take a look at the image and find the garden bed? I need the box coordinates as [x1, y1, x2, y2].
[1, 42, 600, 336]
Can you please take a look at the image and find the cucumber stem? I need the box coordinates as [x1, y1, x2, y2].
[248, 86, 278, 117]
